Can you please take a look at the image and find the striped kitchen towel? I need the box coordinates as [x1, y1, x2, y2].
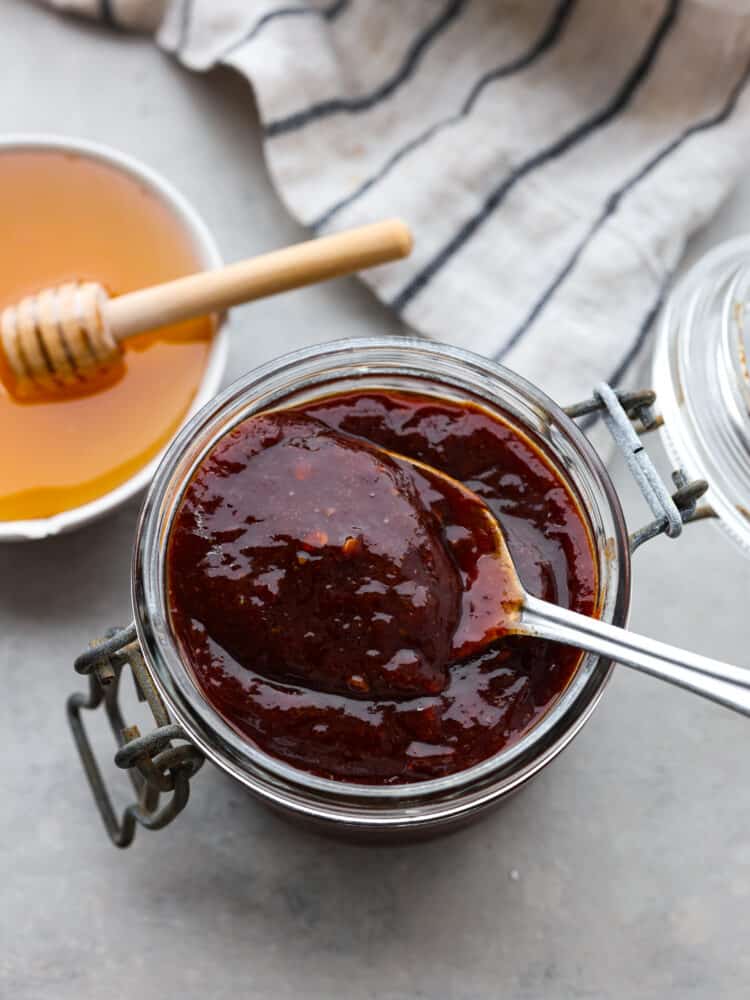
[37, 0, 750, 404]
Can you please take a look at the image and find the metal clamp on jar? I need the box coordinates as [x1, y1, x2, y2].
[67, 338, 712, 847]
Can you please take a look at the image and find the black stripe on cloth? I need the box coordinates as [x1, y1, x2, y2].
[222, 0, 349, 60]
[577, 284, 672, 432]
[609, 277, 671, 388]
[100, 0, 116, 26]
[310, 0, 577, 231]
[264, 0, 467, 138]
[497, 58, 750, 361]
[390, 0, 682, 314]
[578, 275, 671, 432]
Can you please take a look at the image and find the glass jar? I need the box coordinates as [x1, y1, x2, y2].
[654, 236, 750, 555]
[71, 337, 701, 846]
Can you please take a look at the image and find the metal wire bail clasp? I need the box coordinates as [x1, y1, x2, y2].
[565, 383, 711, 551]
[67, 624, 204, 848]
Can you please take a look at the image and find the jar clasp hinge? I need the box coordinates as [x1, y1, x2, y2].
[67, 624, 204, 848]
[565, 383, 713, 552]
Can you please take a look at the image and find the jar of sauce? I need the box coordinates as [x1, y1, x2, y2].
[72, 338, 661, 844]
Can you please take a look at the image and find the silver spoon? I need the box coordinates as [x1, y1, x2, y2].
[402, 453, 750, 717]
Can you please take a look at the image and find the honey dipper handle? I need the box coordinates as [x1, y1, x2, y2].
[104, 219, 413, 341]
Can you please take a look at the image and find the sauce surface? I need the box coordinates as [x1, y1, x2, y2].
[167, 390, 597, 784]
[0, 149, 215, 521]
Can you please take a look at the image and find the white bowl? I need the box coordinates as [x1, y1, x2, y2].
[0, 134, 228, 542]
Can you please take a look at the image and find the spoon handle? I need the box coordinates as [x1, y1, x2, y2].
[522, 594, 750, 717]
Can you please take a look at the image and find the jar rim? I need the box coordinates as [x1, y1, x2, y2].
[132, 337, 631, 823]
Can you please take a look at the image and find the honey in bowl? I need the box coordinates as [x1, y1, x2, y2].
[0, 147, 216, 523]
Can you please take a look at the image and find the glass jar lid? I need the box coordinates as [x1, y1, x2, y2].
[653, 236, 750, 555]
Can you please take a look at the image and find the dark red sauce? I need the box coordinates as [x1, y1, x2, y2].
[167, 390, 596, 784]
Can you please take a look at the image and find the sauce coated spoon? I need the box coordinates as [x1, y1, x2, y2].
[402, 453, 750, 718]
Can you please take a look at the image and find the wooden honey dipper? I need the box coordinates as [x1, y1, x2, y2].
[0, 219, 412, 396]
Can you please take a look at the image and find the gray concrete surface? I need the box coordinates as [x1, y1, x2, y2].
[2, 2, 750, 997]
